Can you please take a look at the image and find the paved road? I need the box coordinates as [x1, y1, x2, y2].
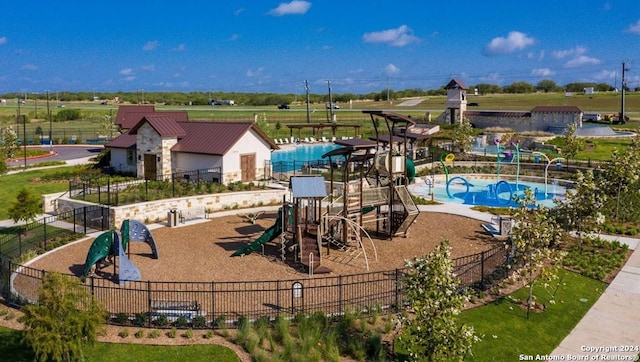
[7, 145, 103, 167]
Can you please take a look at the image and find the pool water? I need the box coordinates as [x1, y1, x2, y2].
[409, 177, 566, 208]
[271, 143, 341, 164]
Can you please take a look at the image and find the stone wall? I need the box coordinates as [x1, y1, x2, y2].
[51, 188, 288, 228]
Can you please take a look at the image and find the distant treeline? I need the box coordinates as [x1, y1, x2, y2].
[1, 80, 625, 107]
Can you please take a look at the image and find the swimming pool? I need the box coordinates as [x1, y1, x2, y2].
[271, 143, 341, 171]
[272, 143, 341, 163]
[409, 176, 567, 208]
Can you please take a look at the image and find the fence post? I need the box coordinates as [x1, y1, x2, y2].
[43, 218, 47, 250]
[83, 207, 87, 234]
[338, 275, 343, 316]
[172, 174, 175, 198]
[145, 180, 149, 201]
[481, 250, 486, 289]
[73, 208, 77, 234]
[98, 183, 101, 205]
[211, 281, 215, 326]
[147, 281, 152, 328]
[395, 269, 400, 312]
[107, 178, 111, 205]
[276, 281, 280, 319]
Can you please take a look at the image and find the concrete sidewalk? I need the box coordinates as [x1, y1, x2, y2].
[551, 244, 640, 360]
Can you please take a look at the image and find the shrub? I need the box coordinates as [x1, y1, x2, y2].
[192, 315, 207, 328]
[173, 315, 189, 328]
[148, 329, 162, 339]
[118, 328, 130, 338]
[167, 327, 177, 338]
[134, 330, 144, 338]
[154, 314, 169, 327]
[132, 313, 149, 327]
[114, 313, 129, 325]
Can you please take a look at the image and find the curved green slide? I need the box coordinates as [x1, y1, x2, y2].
[406, 158, 416, 183]
[81, 231, 114, 281]
[232, 211, 283, 257]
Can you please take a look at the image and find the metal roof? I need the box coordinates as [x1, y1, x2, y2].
[113, 105, 189, 130]
[290, 176, 327, 198]
[530, 106, 583, 113]
[170, 121, 278, 155]
[129, 115, 187, 137]
[104, 133, 136, 149]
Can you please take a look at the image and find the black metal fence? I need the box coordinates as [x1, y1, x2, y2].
[0, 205, 111, 260]
[68, 167, 223, 206]
[1, 244, 509, 329]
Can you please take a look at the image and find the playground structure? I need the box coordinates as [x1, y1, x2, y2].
[232, 110, 423, 274]
[81, 219, 159, 284]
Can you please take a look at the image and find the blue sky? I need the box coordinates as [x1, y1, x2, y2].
[1, 0, 639, 95]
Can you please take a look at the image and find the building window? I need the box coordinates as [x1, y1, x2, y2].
[127, 150, 136, 165]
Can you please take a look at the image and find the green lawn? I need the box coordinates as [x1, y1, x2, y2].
[459, 270, 606, 361]
[0, 326, 240, 362]
[0, 166, 90, 220]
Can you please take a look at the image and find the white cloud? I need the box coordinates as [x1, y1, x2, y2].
[172, 44, 187, 52]
[21, 64, 38, 71]
[0, 37, 7, 45]
[531, 68, 555, 77]
[385, 64, 400, 75]
[234, 7, 245, 16]
[363, 25, 420, 47]
[484, 31, 535, 55]
[551, 46, 586, 59]
[123, 76, 135, 82]
[246, 67, 265, 77]
[119, 68, 134, 76]
[229, 34, 241, 41]
[564, 55, 601, 68]
[593, 69, 617, 81]
[143, 41, 159, 51]
[626, 19, 640, 34]
[321, 45, 332, 50]
[141, 65, 155, 72]
[268, 1, 311, 16]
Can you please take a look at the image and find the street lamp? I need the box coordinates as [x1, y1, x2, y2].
[531, 152, 565, 196]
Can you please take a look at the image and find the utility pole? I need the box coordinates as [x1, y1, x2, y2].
[621, 62, 629, 122]
[46, 90, 52, 151]
[327, 80, 334, 123]
[304, 80, 310, 124]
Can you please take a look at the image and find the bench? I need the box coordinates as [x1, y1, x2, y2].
[150, 300, 202, 322]
[179, 206, 209, 223]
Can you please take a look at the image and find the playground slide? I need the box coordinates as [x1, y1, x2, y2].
[81, 231, 114, 280]
[231, 214, 283, 257]
[405, 159, 416, 183]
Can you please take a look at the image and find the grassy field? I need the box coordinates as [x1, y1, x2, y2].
[391, 269, 607, 360]
[458, 269, 607, 361]
[0, 166, 89, 220]
[0, 326, 240, 362]
[0, 91, 638, 142]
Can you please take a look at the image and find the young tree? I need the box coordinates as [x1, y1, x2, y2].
[399, 241, 480, 361]
[8, 187, 42, 229]
[600, 133, 640, 221]
[510, 189, 564, 319]
[20, 272, 105, 362]
[1, 125, 20, 160]
[554, 169, 606, 248]
[561, 122, 584, 165]
[450, 118, 475, 153]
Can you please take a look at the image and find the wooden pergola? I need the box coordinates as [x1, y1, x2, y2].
[286, 123, 361, 140]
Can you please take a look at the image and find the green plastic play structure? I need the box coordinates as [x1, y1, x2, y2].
[81, 219, 158, 284]
[81, 231, 115, 281]
[231, 209, 283, 257]
[406, 158, 416, 183]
